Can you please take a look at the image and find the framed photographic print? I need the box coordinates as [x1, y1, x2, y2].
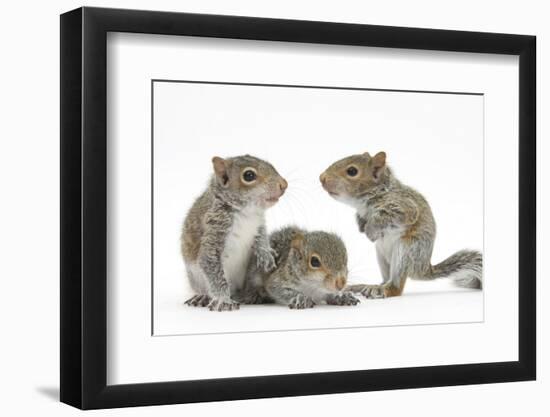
[60, 6, 536, 409]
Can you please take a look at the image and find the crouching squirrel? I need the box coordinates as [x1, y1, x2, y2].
[320, 151, 482, 298]
[181, 155, 287, 311]
[242, 226, 360, 309]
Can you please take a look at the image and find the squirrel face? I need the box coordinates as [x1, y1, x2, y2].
[289, 231, 348, 292]
[211, 154, 287, 208]
[319, 151, 387, 204]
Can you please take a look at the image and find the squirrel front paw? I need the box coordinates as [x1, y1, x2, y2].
[327, 292, 360, 306]
[207, 297, 240, 312]
[356, 215, 382, 241]
[365, 224, 383, 242]
[288, 294, 315, 309]
[256, 247, 278, 273]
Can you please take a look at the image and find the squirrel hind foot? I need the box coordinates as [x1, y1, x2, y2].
[184, 294, 211, 307]
[207, 297, 240, 312]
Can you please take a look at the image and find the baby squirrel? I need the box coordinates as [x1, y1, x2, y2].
[181, 155, 287, 311]
[320, 151, 482, 298]
[244, 226, 360, 309]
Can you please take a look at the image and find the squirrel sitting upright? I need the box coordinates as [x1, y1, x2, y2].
[243, 226, 360, 309]
[181, 155, 287, 311]
[320, 151, 482, 298]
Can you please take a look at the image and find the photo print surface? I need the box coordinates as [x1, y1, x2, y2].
[152, 80, 483, 336]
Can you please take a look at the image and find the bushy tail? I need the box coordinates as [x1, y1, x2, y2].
[429, 250, 482, 289]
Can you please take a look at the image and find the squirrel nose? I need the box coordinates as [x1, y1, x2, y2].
[335, 277, 346, 291]
[320, 173, 327, 185]
[279, 178, 288, 193]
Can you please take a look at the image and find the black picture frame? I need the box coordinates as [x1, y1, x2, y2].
[60, 6, 536, 410]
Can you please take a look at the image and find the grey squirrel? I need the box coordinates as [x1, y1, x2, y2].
[320, 151, 482, 298]
[180, 155, 287, 311]
[242, 226, 360, 309]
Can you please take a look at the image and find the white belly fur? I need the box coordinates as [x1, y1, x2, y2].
[222, 206, 264, 294]
[375, 227, 405, 263]
[356, 206, 405, 263]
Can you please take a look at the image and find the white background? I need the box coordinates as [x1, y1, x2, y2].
[153, 81, 484, 336]
[0, 0, 546, 416]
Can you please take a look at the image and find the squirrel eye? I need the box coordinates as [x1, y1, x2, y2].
[346, 166, 358, 177]
[242, 169, 257, 183]
[310, 256, 321, 268]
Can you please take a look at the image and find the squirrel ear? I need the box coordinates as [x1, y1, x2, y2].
[370, 151, 386, 180]
[363, 152, 371, 159]
[212, 156, 230, 186]
[290, 234, 305, 254]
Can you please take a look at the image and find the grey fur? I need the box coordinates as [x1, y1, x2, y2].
[321, 152, 482, 297]
[242, 226, 360, 309]
[430, 249, 483, 289]
[181, 155, 287, 311]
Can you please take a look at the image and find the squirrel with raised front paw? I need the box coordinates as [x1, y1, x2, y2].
[243, 226, 360, 309]
[320, 151, 482, 298]
[181, 155, 287, 311]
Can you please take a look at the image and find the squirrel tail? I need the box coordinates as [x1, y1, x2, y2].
[429, 250, 483, 289]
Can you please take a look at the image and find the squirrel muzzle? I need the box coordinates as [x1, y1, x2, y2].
[324, 275, 346, 291]
[279, 178, 288, 195]
[319, 172, 339, 196]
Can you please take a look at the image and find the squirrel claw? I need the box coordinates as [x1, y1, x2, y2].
[288, 294, 315, 309]
[327, 292, 360, 306]
[185, 294, 211, 307]
[360, 285, 386, 299]
[207, 298, 240, 312]
[336, 292, 361, 305]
